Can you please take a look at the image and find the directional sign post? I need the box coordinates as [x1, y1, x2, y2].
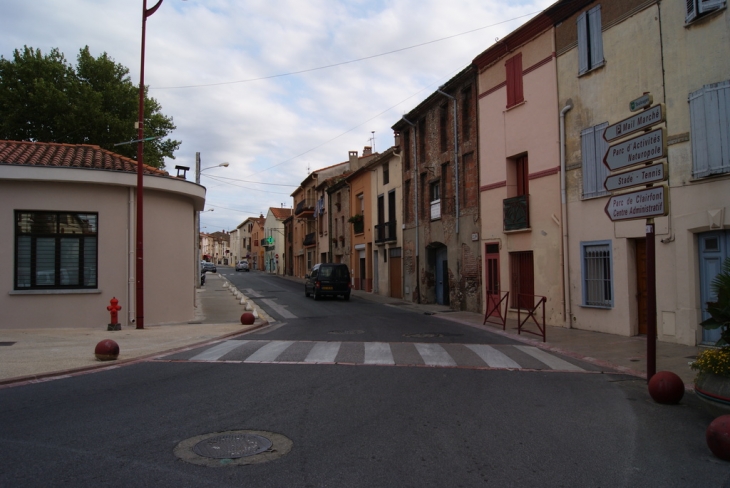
[604, 185, 668, 222]
[604, 161, 666, 192]
[603, 128, 666, 171]
[603, 104, 665, 143]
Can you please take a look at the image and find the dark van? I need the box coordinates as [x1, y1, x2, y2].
[304, 263, 351, 300]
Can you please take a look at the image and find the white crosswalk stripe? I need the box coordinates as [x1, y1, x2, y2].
[244, 340, 294, 362]
[514, 345, 585, 371]
[190, 340, 249, 361]
[305, 342, 341, 363]
[414, 343, 457, 367]
[364, 342, 395, 365]
[466, 344, 521, 369]
[178, 340, 587, 372]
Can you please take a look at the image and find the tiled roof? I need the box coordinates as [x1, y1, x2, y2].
[270, 207, 292, 219]
[0, 140, 168, 176]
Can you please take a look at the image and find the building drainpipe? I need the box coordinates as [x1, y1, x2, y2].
[560, 99, 573, 328]
[402, 116, 420, 303]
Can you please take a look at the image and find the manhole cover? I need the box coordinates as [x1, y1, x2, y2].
[193, 433, 272, 459]
[329, 329, 364, 335]
[174, 430, 293, 467]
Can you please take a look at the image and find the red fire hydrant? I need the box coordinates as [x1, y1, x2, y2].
[107, 297, 122, 331]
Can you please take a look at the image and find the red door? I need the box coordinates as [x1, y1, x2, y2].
[485, 244, 500, 316]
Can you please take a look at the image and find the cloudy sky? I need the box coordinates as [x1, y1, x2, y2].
[3, 0, 553, 232]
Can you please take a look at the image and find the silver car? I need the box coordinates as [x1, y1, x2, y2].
[235, 260, 249, 272]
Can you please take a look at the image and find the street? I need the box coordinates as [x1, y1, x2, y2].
[1, 269, 727, 487]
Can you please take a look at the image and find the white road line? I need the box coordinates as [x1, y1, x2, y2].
[364, 342, 395, 365]
[244, 340, 294, 362]
[190, 340, 248, 361]
[514, 346, 585, 371]
[466, 344, 521, 369]
[414, 343, 457, 367]
[305, 342, 341, 363]
[261, 298, 298, 319]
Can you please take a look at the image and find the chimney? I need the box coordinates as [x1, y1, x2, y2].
[363, 146, 372, 157]
[393, 131, 401, 148]
[349, 150, 358, 166]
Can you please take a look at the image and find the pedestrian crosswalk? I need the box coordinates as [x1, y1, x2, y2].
[169, 340, 587, 372]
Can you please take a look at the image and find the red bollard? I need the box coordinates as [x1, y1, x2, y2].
[95, 339, 120, 361]
[107, 297, 122, 331]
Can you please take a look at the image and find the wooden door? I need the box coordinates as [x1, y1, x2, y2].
[635, 239, 647, 335]
[389, 248, 403, 299]
[485, 244, 500, 316]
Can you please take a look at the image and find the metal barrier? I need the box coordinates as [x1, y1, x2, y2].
[517, 294, 546, 342]
[483, 291, 510, 330]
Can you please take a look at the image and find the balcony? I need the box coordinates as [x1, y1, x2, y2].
[375, 221, 397, 243]
[503, 194, 530, 231]
[295, 198, 315, 218]
[303, 232, 316, 247]
[353, 220, 364, 235]
[262, 236, 275, 249]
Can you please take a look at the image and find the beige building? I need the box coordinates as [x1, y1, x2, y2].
[263, 207, 292, 274]
[1, 140, 204, 329]
[558, 0, 729, 346]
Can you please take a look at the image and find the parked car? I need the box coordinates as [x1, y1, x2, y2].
[235, 260, 249, 272]
[201, 261, 216, 273]
[304, 263, 351, 300]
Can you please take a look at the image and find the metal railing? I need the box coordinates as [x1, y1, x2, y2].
[516, 294, 546, 342]
[303, 232, 316, 247]
[503, 194, 529, 231]
[483, 291, 509, 330]
[374, 221, 397, 243]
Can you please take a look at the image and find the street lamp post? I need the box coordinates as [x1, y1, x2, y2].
[135, 0, 163, 330]
[194, 151, 228, 287]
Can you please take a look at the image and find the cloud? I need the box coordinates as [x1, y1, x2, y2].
[2, 0, 553, 231]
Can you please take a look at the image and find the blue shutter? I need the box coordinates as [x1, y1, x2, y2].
[587, 6, 604, 69]
[686, 0, 698, 22]
[581, 122, 609, 199]
[699, 0, 725, 14]
[690, 80, 730, 178]
[577, 11, 589, 75]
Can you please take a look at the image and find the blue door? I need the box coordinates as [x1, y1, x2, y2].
[699, 231, 729, 344]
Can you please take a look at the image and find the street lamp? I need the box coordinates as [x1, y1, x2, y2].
[194, 153, 228, 287]
[135, 0, 164, 330]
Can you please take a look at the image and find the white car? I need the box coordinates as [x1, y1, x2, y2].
[235, 260, 249, 272]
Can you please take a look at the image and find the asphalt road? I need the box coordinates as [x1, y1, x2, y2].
[1, 269, 727, 487]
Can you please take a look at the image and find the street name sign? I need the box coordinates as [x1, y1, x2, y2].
[603, 161, 666, 192]
[603, 127, 666, 171]
[603, 104, 664, 143]
[604, 185, 668, 222]
[630, 94, 653, 112]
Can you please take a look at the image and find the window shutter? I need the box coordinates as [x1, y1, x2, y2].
[577, 11, 589, 75]
[690, 80, 730, 178]
[686, 0, 698, 22]
[505, 53, 523, 107]
[587, 6, 604, 68]
[581, 122, 609, 198]
[699, 0, 725, 14]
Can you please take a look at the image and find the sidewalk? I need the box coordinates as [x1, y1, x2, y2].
[0, 270, 702, 389]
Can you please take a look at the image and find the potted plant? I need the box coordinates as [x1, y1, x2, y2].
[348, 214, 363, 224]
[692, 257, 730, 416]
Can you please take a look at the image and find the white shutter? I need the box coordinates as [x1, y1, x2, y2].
[686, 0, 698, 23]
[689, 86, 709, 177]
[581, 126, 597, 197]
[699, 0, 726, 14]
[577, 11, 589, 75]
[690, 80, 730, 178]
[587, 6, 604, 68]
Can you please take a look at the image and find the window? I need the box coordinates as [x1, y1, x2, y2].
[403, 130, 411, 171]
[581, 241, 613, 308]
[461, 152, 478, 209]
[581, 122, 610, 198]
[440, 104, 448, 153]
[686, 0, 726, 23]
[516, 156, 528, 196]
[430, 180, 441, 220]
[441, 162, 450, 214]
[462, 86, 473, 142]
[505, 53, 524, 108]
[689, 79, 730, 178]
[418, 120, 426, 163]
[383, 162, 389, 185]
[404, 179, 412, 223]
[577, 5, 604, 75]
[15, 211, 98, 290]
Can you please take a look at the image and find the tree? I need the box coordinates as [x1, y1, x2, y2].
[0, 46, 179, 168]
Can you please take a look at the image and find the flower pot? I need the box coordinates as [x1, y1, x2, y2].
[695, 373, 730, 417]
